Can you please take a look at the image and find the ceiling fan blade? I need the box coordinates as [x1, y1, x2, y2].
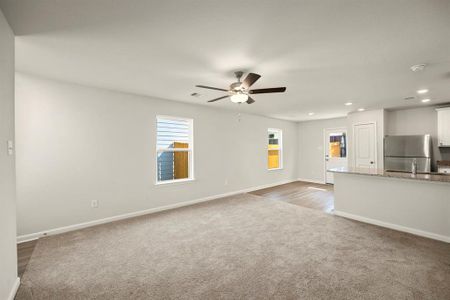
[241, 73, 261, 89]
[196, 85, 229, 92]
[249, 87, 286, 94]
[246, 97, 255, 104]
[208, 95, 229, 103]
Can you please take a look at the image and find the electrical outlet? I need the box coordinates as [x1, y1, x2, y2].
[91, 200, 98, 208]
[224, 179, 228, 186]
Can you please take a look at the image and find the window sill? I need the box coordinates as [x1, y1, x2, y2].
[155, 178, 195, 186]
[268, 168, 284, 171]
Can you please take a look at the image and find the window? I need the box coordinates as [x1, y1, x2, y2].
[156, 116, 194, 184]
[328, 132, 346, 158]
[268, 128, 283, 170]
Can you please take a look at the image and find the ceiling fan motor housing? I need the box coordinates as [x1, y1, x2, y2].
[230, 71, 245, 92]
[230, 82, 244, 92]
[234, 71, 244, 80]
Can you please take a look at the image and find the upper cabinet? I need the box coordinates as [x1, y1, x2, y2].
[436, 107, 450, 147]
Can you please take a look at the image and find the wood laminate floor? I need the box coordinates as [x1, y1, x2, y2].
[250, 181, 334, 213]
[18, 239, 38, 277]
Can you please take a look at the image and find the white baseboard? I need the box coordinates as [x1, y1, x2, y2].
[297, 178, 326, 185]
[333, 210, 450, 243]
[17, 179, 296, 243]
[7, 277, 20, 300]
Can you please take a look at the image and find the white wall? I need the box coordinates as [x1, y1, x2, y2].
[386, 106, 450, 171]
[297, 109, 385, 183]
[0, 9, 18, 300]
[347, 109, 385, 169]
[334, 173, 450, 243]
[15, 73, 298, 236]
[297, 107, 449, 185]
[297, 117, 347, 183]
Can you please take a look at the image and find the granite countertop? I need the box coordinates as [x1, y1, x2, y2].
[329, 167, 450, 183]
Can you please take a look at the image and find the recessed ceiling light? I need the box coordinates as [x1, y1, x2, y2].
[357, 108, 365, 112]
[421, 99, 431, 103]
[345, 102, 353, 106]
[308, 112, 314, 116]
[417, 89, 428, 94]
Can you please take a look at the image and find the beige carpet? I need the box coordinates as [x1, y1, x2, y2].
[16, 193, 450, 299]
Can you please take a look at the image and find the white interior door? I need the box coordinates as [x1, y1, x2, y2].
[324, 128, 348, 184]
[353, 122, 377, 169]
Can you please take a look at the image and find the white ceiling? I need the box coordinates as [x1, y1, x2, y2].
[1, 0, 450, 121]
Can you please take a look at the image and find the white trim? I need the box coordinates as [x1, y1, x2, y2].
[268, 167, 283, 171]
[154, 178, 195, 186]
[297, 178, 326, 185]
[333, 210, 450, 243]
[17, 179, 297, 243]
[156, 114, 193, 122]
[7, 277, 20, 300]
[157, 148, 191, 152]
[435, 107, 450, 112]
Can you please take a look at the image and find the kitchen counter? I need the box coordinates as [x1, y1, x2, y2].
[331, 167, 450, 243]
[329, 167, 450, 184]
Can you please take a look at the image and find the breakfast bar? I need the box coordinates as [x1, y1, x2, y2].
[330, 167, 450, 243]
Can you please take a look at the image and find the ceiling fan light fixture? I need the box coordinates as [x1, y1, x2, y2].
[230, 93, 249, 103]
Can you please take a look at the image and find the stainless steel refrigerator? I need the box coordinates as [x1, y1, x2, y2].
[384, 135, 431, 173]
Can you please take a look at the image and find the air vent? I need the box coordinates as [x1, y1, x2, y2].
[404, 96, 415, 101]
[410, 64, 426, 72]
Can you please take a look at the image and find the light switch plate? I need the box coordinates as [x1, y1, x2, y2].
[7, 140, 13, 155]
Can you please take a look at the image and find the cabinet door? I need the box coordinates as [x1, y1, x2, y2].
[437, 110, 450, 146]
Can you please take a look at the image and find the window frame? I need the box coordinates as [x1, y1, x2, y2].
[155, 115, 194, 185]
[267, 128, 283, 171]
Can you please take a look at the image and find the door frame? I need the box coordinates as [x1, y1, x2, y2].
[352, 121, 378, 169]
[323, 127, 348, 184]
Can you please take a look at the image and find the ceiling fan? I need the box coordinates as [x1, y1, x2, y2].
[195, 71, 286, 104]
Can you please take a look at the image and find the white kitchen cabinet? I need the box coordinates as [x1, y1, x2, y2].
[436, 107, 450, 147]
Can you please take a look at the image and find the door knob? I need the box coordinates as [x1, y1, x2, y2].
[370, 161, 374, 164]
